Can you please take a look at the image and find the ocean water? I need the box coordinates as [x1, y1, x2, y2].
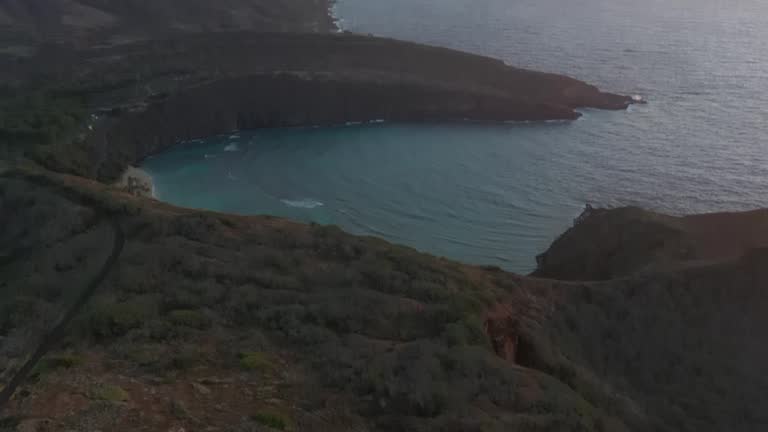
[144, 0, 768, 272]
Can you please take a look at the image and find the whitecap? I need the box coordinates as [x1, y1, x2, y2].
[224, 143, 239, 152]
[345, 121, 363, 126]
[204, 154, 216, 159]
[330, 2, 344, 32]
[281, 198, 325, 209]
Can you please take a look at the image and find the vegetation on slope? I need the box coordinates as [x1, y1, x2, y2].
[2, 169, 767, 431]
[0, 23, 761, 432]
[0, 170, 618, 431]
[0, 87, 86, 147]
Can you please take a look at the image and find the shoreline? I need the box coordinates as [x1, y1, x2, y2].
[12, 32, 633, 181]
[329, 0, 344, 32]
[114, 165, 155, 198]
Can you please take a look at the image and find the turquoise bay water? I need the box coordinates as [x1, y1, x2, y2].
[145, 122, 598, 271]
[145, 0, 768, 272]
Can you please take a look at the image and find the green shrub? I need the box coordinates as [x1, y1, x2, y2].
[171, 399, 192, 419]
[162, 288, 205, 311]
[0, 90, 86, 146]
[119, 344, 162, 367]
[91, 384, 130, 402]
[251, 411, 289, 430]
[168, 351, 199, 371]
[88, 297, 157, 339]
[239, 351, 275, 371]
[442, 315, 488, 347]
[146, 319, 178, 341]
[168, 309, 212, 330]
[31, 352, 83, 379]
[0, 416, 21, 430]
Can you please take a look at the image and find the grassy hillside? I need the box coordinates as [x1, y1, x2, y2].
[1, 167, 766, 431]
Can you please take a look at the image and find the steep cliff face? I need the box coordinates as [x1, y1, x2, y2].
[82, 74, 586, 180]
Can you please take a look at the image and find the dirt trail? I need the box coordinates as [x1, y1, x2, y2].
[0, 218, 124, 411]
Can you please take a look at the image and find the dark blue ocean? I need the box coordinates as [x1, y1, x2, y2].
[143, 0, 768, 272]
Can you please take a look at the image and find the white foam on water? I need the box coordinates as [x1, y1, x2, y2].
[224, 143, 239, 152]
[330, 2, 344, 32]
[281, 198, 325, 209]
[502, 118, 571, 125]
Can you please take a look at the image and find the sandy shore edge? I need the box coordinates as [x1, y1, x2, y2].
[114, 166, 155, 198]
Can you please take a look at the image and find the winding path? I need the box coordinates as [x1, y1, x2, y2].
[0, 218, 125, 411]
